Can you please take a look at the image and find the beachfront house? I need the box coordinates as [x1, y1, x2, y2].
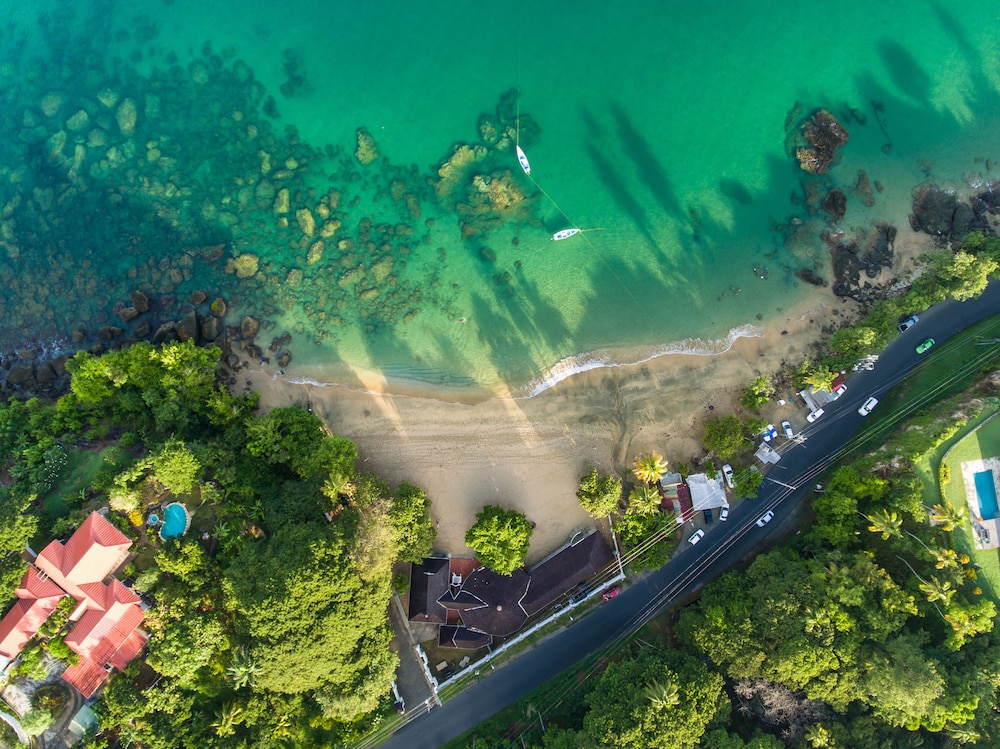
[684, 473, 728, 522]
[0, 511, 148, 698]
[407, 530, 614, 649]
[798, 373, 847, 414]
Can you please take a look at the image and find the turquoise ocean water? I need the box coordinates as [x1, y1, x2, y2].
[1, 1, 999, 398]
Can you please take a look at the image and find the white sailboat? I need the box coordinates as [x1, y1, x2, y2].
[516, 144, 531, 175]
[551, 228, 581, 241]
[551, 227, 603, 241]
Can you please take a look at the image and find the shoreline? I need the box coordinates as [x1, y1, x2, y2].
[245, 221, 936, 563]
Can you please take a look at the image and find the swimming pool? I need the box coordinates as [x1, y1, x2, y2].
[159, 503, 190, 541]
[973, 470, 999, 521]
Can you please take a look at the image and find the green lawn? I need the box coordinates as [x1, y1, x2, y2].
[935, 411, 1000, 604]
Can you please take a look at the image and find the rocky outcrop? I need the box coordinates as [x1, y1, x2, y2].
[821, 189, 847, 220]
[240, 316, 260, 339]
[829, 223, 897, 302]
[7, 364, 35, 387]
[795, 268, 826, 286]
[176, 309, 199, 343]
[131, 290, 152, 313]
[910, 185, 958, 236]
[793, 109, 849, 174]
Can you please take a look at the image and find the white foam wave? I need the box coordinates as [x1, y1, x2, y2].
[511, 324, 764, 399]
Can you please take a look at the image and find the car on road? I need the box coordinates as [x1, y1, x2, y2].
[858, 396, 879, 416]
[722, 463, 735, 489]
[601, 586, 621, 601]
[898, 314, 919, 332]
[781, 420, 794, 438]
[756, 510, 775, 527]
[807, 408, 825, 423]
[719, 504, 730, 521]
[689, 529, 705, 545]
[916, 337, 935, 354]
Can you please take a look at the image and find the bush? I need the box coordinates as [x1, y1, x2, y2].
[940, 464, 951, 485]
[20, 708, 53, 737]
[740, 375, 774, 411]
[464, 505, 533, 576]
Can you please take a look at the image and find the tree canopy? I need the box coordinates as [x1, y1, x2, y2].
[465, 505, 533, 575]
[576, 467, 622, 518]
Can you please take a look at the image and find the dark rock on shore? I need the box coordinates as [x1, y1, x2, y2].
[201, 316, 222, 342]
[7, 364, 35, 386]
[829, 222, 897, 302]
[795, 268, 826, 286]
[909, 184, 994, 239]
[176, 309, 199, 343]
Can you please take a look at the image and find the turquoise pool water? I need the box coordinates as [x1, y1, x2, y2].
[159, 503, 190, 540]
[974, 470, 999, 521]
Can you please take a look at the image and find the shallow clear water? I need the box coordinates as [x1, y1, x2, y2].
[1, 1, 999, 395]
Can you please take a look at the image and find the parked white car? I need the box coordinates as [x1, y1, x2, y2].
[898, 315, 919, 332]
[756, 510, 775, 527]
[858, 396, 878, 416]
[722, 464, 735, 489]
[781, 420, 794, 438]
[689, 529, 705, 545]
[719, 504, 730, 522]
[807, 408, 825, 423]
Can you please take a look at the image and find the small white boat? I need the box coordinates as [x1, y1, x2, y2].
[516, 145, 531, 175]
[551, 228, 582, 241]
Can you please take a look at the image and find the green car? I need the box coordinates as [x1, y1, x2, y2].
[916, 338, 935, 354]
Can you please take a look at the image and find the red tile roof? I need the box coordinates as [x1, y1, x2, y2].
[0, 568, 66, 658]
[0, 512, 147, 698]
[35, 513, 131, 601]
[62, 657, 110, 699]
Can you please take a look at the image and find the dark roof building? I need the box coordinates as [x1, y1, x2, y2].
[522, 531, 614, 615]
[409, 531, 614, 648]
[407, 557, 450, 625]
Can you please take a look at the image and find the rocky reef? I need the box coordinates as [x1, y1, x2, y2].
[790, 108, 850, 174]
[825, 223, 897, 303]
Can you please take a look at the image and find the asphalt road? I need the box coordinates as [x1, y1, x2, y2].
[379, 282, 1000, 749]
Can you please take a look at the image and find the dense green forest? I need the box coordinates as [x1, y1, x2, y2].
[0, 340, 436, 747]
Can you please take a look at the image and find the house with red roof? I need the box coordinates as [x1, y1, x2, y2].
[0, 511, 148, 698]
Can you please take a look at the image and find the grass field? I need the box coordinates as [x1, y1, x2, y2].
[937, 412, 1000, 604]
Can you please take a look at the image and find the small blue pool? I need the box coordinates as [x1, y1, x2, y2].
[974, 470, 999, 521]
[159, 503, 190, 540]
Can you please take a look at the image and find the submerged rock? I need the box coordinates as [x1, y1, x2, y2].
[355, 127, 379, 165]
[910, 185, 957, 236]
[821, 188, 847, 220]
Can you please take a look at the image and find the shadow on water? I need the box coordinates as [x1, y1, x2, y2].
[719, 178, 754, 206]
[876, 40, 932, 106]
[608, 102, 684, 221]
[583, 140, 660, 252]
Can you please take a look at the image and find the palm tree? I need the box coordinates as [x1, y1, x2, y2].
[805, 723, 834, 748]
[945, 609, 978, 641]
[803, 364, 836, 394]
[321, 472, 354, 501]
[944, 723, 981, 745]
[227, 646, 262, 689]
[628, 484, 662, 515]
[212, 701, 244, 738]
[866, 509, 903, 540]
[632, 452, 669, 485]
[919, 576, 955, 605]
[929, 503, 967, 532]
[803, 607, 834, 644]
[643, 679, 680, 710]
[931, 547, 960, 570]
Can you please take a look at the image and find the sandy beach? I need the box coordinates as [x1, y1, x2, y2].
[244, 227, 933, 564]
